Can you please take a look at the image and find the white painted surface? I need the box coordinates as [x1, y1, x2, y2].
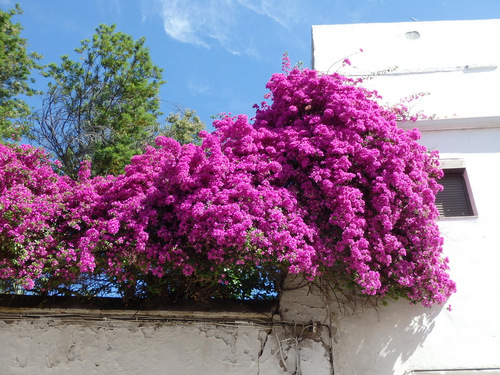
[0, 318, 264, 375]
[0, 306, 333, 375]
[313, 20, 500, 375]
[329, 125, 500, 375]
[312, 20, 500, 119]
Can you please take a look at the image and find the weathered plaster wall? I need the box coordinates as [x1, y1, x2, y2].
[1, 129, 498, 375]
[0, 302, 333, 375]
[1, 317, 264, 374]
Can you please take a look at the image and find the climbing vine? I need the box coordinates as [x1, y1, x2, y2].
[0, 61, 455, 306]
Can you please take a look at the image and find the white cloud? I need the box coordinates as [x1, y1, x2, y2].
[109, 0, 122, 18]
[163, 9, 209, 47]
[152, 0, 236, 49]
[146, 0, 304, 57]
[96, 0, 122, 19]
[236, 0, 303, 28]
[188, 78, 210, 96]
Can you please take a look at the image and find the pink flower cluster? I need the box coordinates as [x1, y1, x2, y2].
[0, 67, 456, 306]
[0, 144, 76, 289]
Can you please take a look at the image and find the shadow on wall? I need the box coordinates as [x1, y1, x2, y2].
[332, 300, 443, 375]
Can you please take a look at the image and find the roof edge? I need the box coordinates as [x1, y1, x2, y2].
[398, 116, 500, 132]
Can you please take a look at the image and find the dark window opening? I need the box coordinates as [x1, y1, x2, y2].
[435, 169, 474, 217]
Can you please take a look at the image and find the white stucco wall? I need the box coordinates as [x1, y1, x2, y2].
[312, 20, 500, 119]
[1, 123, 498, 375]
[0, 303, 334, 375]
[1, 317, 266, 374]
[312, 19, 500, 375]
[328, 121, 500, 375]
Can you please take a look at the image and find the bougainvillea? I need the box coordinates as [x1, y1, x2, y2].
[0, 144, 75, 289]
[0, 65, 456, 306]
[0, 144, 113, 291]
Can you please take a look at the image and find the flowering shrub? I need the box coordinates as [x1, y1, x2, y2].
[0, 65, 456, 306]
[0, 144, 75, 290]
[0, 144, 112, 292]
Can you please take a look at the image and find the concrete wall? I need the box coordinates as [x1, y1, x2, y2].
[0, 128, 498, 375]
[1, 315, 267, 374]
[0, 299, 333, 375]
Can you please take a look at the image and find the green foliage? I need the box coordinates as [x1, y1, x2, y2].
[163, 107, 205, 145]
[30, 24, 165, 178]
[0, 5, 41, 143]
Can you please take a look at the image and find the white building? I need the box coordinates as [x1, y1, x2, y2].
[312, 19, 500, 375]
[312, 20, 500, 119]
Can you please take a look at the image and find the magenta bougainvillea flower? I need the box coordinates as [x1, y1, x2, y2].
[0, 66, 455, 306]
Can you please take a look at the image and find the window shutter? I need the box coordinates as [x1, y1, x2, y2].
[435, 172, 473, 217]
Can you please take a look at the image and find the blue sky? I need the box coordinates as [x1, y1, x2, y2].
[3, 0, 500, 131]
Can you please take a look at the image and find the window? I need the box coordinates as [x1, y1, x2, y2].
[435, 159, 475, 218]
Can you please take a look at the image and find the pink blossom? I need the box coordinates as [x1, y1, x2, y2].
[0, 64, 455, 306]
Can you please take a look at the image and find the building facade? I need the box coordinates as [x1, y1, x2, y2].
[312, 19, 500, 375]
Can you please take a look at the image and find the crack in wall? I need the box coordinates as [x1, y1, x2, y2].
[257, 328, 272, 375]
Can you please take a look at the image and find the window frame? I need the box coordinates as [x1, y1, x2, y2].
[435, 159, 478, 219]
